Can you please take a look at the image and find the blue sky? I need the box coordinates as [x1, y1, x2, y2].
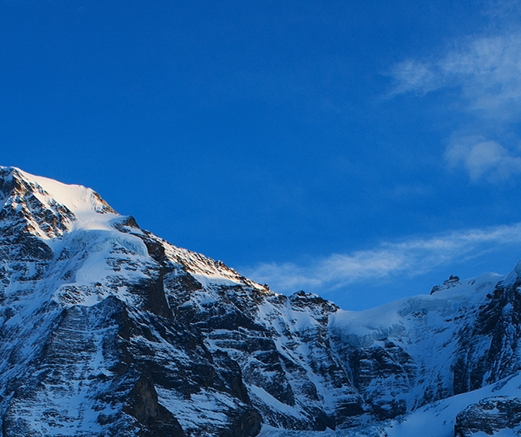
[3, 0, 521, 310]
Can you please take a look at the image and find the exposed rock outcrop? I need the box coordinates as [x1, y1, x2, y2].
[454, 396, 521, 436]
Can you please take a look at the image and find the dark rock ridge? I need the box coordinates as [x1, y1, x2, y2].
[454, 396, 521, 436]
[0, 167, 520, 436]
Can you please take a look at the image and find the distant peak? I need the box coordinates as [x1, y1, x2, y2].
[430, 275, 461, 294]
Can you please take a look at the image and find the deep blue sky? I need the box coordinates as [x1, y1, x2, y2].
[4, 0, 521, 309]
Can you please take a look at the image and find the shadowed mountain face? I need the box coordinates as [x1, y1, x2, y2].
[0, 166, 520, 437]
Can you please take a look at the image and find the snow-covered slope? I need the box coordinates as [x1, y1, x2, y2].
[0, 166, 520, 437]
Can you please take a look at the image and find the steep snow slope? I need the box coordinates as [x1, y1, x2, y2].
[0, 166, 520, 437]
[330, 273, 502, 414]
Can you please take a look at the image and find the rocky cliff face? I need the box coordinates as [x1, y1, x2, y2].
[454, 397, 521, 436]
[0, 167, 521, 436]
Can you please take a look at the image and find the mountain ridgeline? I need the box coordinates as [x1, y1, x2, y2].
[0, 166, 520, 436]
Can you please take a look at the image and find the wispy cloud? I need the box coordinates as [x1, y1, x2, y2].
[389, 33, 521, 116]
[388, 21, 521, 183]
[242, 223, 521, 294]
[445, 134, 521, 182]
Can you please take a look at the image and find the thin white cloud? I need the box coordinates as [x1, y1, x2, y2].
[390, 33, 521, 115]
[388, 60, 443, 96]
[242, 223, 521, 294]
[445, 134, 521, 182]
[482, 0, 521, 25]
[388, 28, 521, 182]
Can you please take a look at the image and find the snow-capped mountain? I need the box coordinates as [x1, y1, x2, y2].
[0, 166, 520, 437]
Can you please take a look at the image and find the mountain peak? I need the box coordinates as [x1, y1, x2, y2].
[0, 166, 117, 239]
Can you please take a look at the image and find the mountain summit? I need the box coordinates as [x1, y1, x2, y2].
[0, 166, 521, 437]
